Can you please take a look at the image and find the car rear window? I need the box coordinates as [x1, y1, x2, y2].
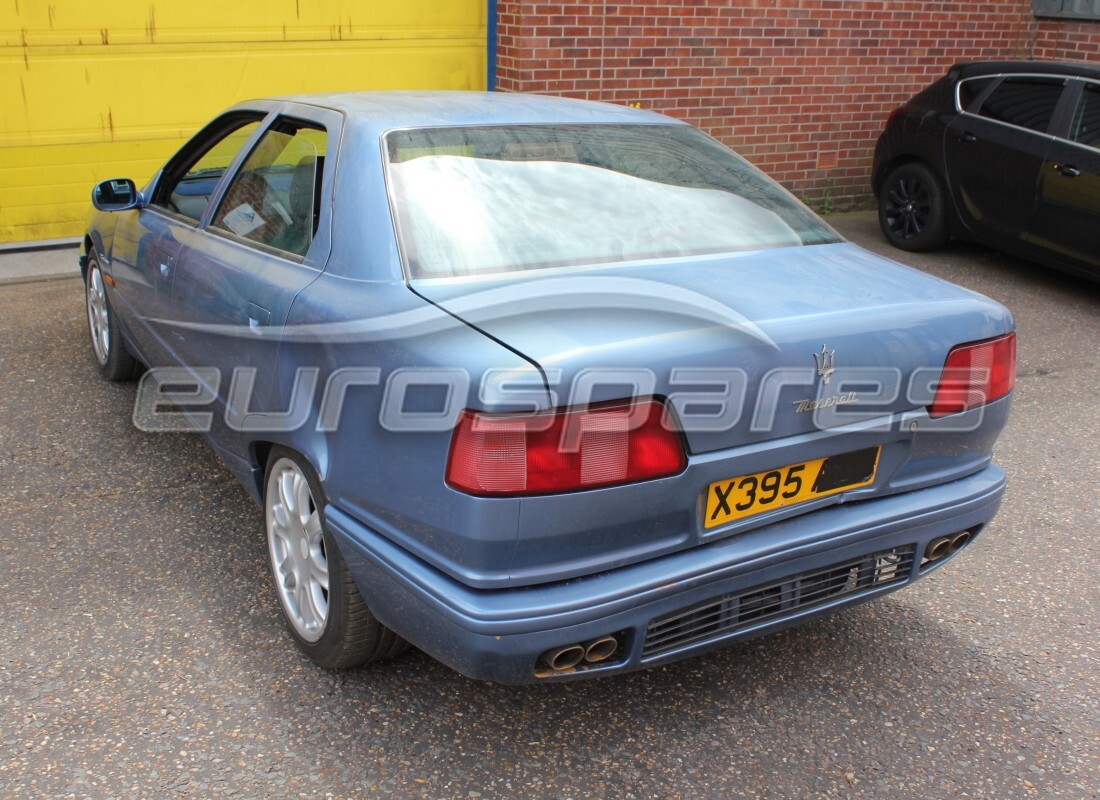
[384, 124, 839, 279]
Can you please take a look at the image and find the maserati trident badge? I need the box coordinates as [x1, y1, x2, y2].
[814, 344, 836, 385]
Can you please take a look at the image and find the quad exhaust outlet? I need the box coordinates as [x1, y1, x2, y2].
[538, 634, 623, 675]
[923, 530, 972, 566]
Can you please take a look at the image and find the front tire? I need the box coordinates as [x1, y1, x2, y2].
[264, 448, 408, 668]
[85, 255, 140, 381]
[878, 162, 950, 252]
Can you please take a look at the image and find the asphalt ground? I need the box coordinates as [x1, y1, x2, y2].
[0, 212, 1097, 799]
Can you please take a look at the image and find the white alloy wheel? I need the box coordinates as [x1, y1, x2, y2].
[86, 263, 110, 365]
[266, 457, 330, 642]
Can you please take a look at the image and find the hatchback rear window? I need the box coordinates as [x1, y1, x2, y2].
[384, 124, 839, 278]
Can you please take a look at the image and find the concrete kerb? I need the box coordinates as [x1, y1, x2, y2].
[0, 242, 82, 286]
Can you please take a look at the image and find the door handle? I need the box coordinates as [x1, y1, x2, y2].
[959, 132, 977, 143]
[1054, 163, 1081, 178]
[247, 302, 271, 334]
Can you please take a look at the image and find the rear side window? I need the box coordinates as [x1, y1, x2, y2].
[977, 77, 1065, 133]
[1070, 82, 1100, 148]
[211, 118, 327, 258]
[957, 77, 996, 111]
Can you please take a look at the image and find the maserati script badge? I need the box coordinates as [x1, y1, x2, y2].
[793, 345, 858, 413]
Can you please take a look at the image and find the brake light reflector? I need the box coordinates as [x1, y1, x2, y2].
[930, 332, 1016, 417]
[446, 400, 686, 496]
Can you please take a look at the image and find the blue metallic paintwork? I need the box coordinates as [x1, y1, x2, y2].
[397, 242, 1011, 587]
[328, 464, 1005, 683]
[84, 92, 1015, 682]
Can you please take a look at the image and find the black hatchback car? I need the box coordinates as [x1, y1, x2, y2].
[873, 61, 1099, 281]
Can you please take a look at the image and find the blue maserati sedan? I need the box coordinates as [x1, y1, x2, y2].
[82, 92, 1015, 683]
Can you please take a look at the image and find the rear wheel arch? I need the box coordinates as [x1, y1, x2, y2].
[873, 155, 926, 197]
[251, 441, 276, 498]
[261, 444, 408, 668]
[251, 438, 330, 501]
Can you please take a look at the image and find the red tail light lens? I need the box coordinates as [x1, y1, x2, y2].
[446, 399, 686, 496]
[930, 332, 1016, 417]
[886, 107, 904, 128]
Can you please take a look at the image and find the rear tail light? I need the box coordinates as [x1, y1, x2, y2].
[886, 107, 904, 128]
[929, 332, 1016, 417]
[446, 399, 686, 496]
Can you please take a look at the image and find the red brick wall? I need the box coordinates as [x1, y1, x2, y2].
[495, 1, 1100, 208]
[1033, 16, 1100, 61]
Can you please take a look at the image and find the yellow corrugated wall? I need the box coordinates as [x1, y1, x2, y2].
[0, 1, 487, 243]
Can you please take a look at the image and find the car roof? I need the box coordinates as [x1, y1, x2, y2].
[950, 60, 1099, 81]
[258, 90, 681, 128]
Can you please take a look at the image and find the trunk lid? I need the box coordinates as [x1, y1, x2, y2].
[411, 242, 1012, 453]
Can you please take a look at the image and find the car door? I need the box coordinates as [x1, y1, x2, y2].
[108, 113, 267, 365]
[1033, 79, 1100, 275]
[943, 75, 1067, 248]
[166, 106, 339, 457]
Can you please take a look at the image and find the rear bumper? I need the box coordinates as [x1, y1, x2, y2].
[327, 465, 1005, 684]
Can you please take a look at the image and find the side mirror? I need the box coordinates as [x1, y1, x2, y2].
[92, 178, 143, 212]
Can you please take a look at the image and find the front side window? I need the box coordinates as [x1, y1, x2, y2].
[385, 124, 839, 278]
[154, 115, 264, 223]
[977, 77, 1066, 134]
[211, 118, 327, 258]
[1070, 82, 1100, 148]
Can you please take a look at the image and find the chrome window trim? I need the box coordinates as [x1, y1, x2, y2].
[201, 224, 316, 269]
[954, 75, 1001, 113]
[141, 202, 203, 231]
[954, 73, 1069, 140]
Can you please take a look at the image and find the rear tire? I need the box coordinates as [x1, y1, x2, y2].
[878, 162, 950, 252]
[263, 447, 408, 668]
[85, 254, 140, 381]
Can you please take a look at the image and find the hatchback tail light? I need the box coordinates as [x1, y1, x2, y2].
[929, 332, 1016, 417]
[446, 399, 686, 496]
[886, 107, 904, 128]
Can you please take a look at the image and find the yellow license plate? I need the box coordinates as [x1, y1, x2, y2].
[704, 446, 881, 529]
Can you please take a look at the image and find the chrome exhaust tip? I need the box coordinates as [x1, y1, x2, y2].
[539, 644, 585, 672]
[925, 536, 952, 562]
[583, 636, 619, 664]
[949, 530, 971, 553]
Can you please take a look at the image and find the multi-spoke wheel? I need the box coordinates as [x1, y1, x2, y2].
[85, 254, 139, 380]
[267, 459, 330, 642]
[878, 162, 949, 252]
[263, 449, 408, 668]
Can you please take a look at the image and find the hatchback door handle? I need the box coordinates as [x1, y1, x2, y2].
[959, 132, 977, 143]
[1054, 163, 1081, 178]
